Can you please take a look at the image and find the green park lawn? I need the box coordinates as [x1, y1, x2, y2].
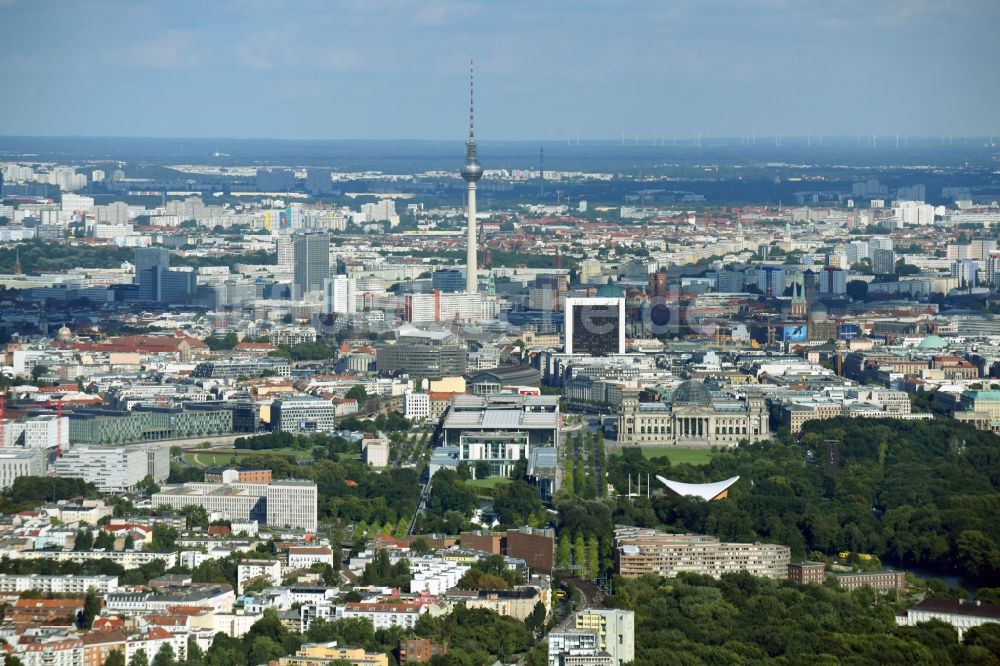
[465, 476, 513, 489]
[183, 447, 314, 467]
[639, 447, 717, 465]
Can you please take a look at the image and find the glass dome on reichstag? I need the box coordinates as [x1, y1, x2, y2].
[672, 380, 712, 406]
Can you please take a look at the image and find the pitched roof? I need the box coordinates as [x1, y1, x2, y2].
[71, 332, 207, 354]
[913, 598, 1000, 618]
[14, 598, 85, 609]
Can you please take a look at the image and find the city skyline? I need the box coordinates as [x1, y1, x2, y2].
[1, 0, 998, 140]
[1, 1, 1000, 661]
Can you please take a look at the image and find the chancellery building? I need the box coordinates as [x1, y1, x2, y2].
[618, 380, 770, 449]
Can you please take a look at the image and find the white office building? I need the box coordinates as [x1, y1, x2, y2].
[53, 445, 168, 492]
[271, 396, 337, 433]
[23, 415, 70, 450]
[153, 479, 318, 532]
[404, 392, 431, 421]
[0, 449, 45, 490]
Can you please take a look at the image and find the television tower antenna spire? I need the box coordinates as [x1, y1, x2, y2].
[460, 59, 483, 294]
[468, 60, 475, 140]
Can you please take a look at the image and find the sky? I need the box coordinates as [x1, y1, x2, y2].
[1, 0, 998, 141]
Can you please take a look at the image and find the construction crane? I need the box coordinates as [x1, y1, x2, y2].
[0, 389, 6, 448]
[715, 325, 727, 353]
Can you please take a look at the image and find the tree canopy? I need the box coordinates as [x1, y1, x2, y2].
[607, 418, 1000, 582]
[610, 572, 1000, 665]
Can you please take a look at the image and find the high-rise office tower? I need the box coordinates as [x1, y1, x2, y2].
[293, 233, 330, 298]
[988, 253, 1000, 286]
[952, 259, 978, 289]
[460, 60, 483, 294]
[134, 247, 170, 274]
[872, 248, 896, 276]
[276, 234, 295, 271]
[134, 247, 193, 302]
[305, 168, 333, 196]
[432, 268, 465, 293]
[564, 297, 626, 356]
[324, 275, 354, 314]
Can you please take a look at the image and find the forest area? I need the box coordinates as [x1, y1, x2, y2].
[599, 417, 1000, 582]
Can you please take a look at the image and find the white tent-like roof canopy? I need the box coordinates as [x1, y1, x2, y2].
[655, 475, 740, 501]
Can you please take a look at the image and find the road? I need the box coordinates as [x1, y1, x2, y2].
[407, 480, 432, 536]
[143, 433, 246, 450]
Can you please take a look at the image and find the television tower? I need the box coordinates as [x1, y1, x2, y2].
[460, 59, 483, 294]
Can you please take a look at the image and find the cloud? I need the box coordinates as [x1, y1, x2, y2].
[233, 25, 299, 70]
[116, 29, 208, 68]
[232, 25, 369, 72]
[330, 0, 479, 26]
[412, 0, 478, 26]
[316, 46, 368, 72]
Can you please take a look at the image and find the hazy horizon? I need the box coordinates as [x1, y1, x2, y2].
[2, 0, 999, 140]
[1, 134, 998, 142]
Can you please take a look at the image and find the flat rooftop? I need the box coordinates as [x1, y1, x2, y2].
[442, 410, 559, 430]
[451, 394, 560, 409]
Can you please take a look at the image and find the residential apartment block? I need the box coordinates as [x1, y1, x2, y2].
[614, 527, 790, 580]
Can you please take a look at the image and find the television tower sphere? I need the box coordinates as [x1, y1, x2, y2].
[461, 147, 483, 182]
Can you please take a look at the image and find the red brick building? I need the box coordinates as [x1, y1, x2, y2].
[399, 639, 447, 663]
[460, 531, 503, 555]
[787, 561, 826, 585]
[505, 527, 555, 574]
[833, 570, 906, 593]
